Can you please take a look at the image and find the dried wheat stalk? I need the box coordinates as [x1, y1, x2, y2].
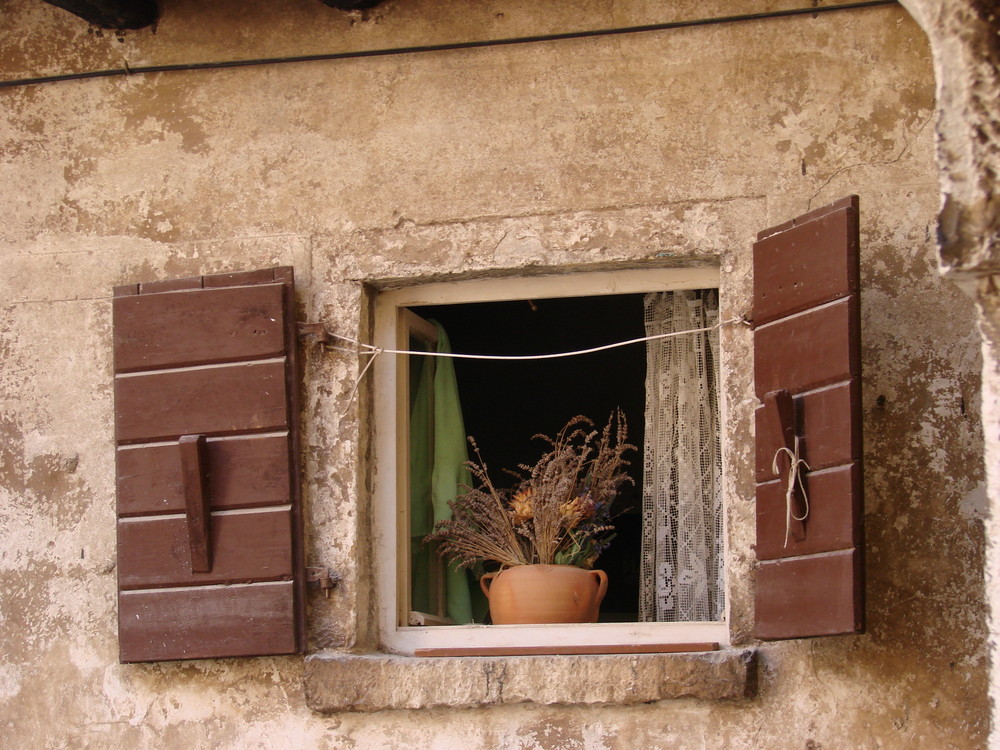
[426, 411, 634, 570]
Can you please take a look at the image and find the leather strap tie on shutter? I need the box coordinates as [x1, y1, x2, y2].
[763, 389, 810, 548]
[772, 434, 811, 549]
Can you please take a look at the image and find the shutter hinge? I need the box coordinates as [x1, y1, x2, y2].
[297, 322, 334, 345]
[306, 566, 340, 598]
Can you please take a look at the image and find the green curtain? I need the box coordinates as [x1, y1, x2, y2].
[409, 323, 474, 624]
[409, 349, 435, 616]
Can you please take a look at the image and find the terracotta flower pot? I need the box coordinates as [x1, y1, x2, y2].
[480, 564, 608, 624]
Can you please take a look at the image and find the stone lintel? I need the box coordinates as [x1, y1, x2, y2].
[304, 649, 757, 712]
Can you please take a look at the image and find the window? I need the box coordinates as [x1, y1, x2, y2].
[109, 196, 864, 666]
[372, 267, 730, 655]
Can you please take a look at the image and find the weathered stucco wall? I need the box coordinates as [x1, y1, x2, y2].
[0, 0, 990, 747]
[896, 3, 1000, 747]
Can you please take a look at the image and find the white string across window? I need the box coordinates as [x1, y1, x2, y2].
[328, 315, 744, 417]
[327, 317, 740, 361]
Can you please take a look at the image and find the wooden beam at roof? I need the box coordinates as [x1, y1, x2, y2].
[42, 0, 159, 29]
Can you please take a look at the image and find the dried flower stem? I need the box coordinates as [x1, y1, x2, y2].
[426, 411, 634, 570]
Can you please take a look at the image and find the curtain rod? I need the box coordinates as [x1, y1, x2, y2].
[0, 1, 898, 90]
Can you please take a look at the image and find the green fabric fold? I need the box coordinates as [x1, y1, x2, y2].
[409, 322, 473, 624]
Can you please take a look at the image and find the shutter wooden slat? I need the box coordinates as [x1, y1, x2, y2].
[754, 550, 863, 639]
[753, 205, 859, 326]
[114, 266, 303, 662]
[754, 299, 857, 398]
[114, 361, 288, 444]
[204, 268, 281, 287]
[118, 509, 293, 589]
[139, 276, 202, 295]
[755, 465, 861, 559]
[117, 435, 290, 516]
[757, 195, 859, 240]
[118, 583, 296, 663]
[752, 196, 864, 640]
[113, 283, 286, 372]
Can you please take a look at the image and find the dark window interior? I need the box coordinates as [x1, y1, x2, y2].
[414, 293, 646, 621]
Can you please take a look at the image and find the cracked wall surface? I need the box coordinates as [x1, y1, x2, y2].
[0, 0, 991, 747]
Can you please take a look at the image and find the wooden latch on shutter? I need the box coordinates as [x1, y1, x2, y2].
[752, 195, 865, 640]
[179, 434, 212, 573]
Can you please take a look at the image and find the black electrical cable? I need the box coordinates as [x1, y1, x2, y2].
[0, 0, 898, 90]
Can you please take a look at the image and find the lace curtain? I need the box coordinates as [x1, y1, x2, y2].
[639, 289, 724, 622]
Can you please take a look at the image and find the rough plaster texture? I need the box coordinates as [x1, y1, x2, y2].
[0, 0, 992, 747]
[897, 2, 1000, 747]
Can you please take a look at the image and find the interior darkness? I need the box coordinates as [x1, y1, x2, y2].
[415, 293, 646, 620]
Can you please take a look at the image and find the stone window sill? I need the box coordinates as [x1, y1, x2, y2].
[304, 648, 757, 712]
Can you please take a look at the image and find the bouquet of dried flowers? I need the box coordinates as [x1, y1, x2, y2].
[425, 412, 634, 570]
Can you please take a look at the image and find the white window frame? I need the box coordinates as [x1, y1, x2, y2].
[372, 266, 729, 655]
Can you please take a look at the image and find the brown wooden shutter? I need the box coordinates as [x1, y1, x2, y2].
[752, 196, 865, 640]
[113, 267, 305, 662]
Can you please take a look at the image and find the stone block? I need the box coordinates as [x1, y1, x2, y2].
[303, 649, 757, 712]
